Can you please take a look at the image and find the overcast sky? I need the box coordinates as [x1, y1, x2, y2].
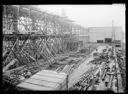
[37, 4, 125, 33]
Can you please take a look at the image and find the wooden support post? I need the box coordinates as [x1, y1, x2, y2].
[37, 38, 53, 64]
[36, 38, 44, 58]
[20, 34, 31, 53]
[108, 74, 114, 89]
[3, 59, 18, 73]
[4, 65, 25, 75]
[66, 75, 69, 90]
[3, 38, 19, 65]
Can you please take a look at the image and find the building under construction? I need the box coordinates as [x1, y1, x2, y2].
[2, 5, 126, 92]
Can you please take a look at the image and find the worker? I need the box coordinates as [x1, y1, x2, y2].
[105, 81, 108, 87]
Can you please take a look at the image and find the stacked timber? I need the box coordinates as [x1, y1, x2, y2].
[16, 70, 67, 90]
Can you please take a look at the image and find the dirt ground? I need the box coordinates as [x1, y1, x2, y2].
[68, 45, 106, 88]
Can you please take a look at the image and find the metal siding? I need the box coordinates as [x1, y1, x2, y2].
[89, 27, 123, 42]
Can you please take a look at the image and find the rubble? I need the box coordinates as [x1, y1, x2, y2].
[69, 46, 125, 92]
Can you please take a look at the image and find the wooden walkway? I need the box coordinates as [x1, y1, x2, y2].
[17, 70, 67, 90]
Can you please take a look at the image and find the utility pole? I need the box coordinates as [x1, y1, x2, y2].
[66, 75, 68, 90]
[88, 27, 90, 43]
[88, 28, 91, 53]
[112, 20, 115, 44]
[121, 30, 124, 50]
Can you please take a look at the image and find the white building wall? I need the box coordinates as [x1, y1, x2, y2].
[88, 27, 123, 42]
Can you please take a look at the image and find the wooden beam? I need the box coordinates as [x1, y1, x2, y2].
[3, 59, 18, 73]
[4, 65, 25, 76]
[3, 38, 19, 66]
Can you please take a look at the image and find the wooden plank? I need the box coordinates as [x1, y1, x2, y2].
[3, 59, 18, 73]
[24, 78, 60, 89]
[3, 50, 8, 58]
[31, 74, 64, 83]
[37, 70, 66, 77]
[3, 38, 19, 65]
[36, 72, 66, 79]
[41, 70, 67, 76]
[17, 82, 54, 90]
[4, 65, 25, 75]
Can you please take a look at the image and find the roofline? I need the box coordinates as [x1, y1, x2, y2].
[88, 26, 122, 29]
